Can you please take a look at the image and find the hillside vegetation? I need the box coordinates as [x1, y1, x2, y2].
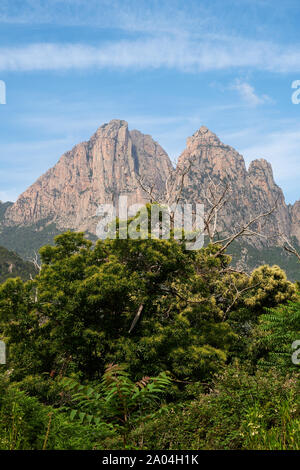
[0, 215, 299, 450]
[0, 245, 37, 283]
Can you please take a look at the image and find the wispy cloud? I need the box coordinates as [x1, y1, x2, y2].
[0, 0, 299, 206]
[0, 0, 213, 34]
[231, 80, 272, 106]
[0, 37, 300, 73]
[0, 1, 300, 74]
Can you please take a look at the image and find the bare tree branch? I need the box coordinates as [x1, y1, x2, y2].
[136, 176, 159, 204]
[30, 251, 41, 272]
[223, 281, 261, 319]
[213, 204, 277, 257]
[202, 181, 230, 242]
[280, 234, 300, 262]
[128, 304, 144, 333]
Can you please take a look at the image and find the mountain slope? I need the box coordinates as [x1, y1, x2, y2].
[0, 201, 13, 221]
[175, 126, 294, 247]
[3, 120, 172, 233]
[0, 245, 37, 283]
[0, 120, 299, 279]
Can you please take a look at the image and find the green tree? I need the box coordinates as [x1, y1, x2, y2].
[244, 265, 297, 311]
[0, 226, 297, 383]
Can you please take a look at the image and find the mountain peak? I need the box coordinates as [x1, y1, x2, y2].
[3, 120, 172, 232]
[249, 158, 273, 171]
[197, 125, 216, 136]
[91, 119, 129, 145]
[2, 120, 299, 251]
[186, 125, 220, 148]
[248, 158, 275, 182]
[94, 118, 128, 133]
[102, 119, 128, 129]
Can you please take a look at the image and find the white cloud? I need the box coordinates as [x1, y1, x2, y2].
[0, 36, 300, 73]
[0, 0, 212, 34]
[0, 0, 299, 74]
[231, 80, 272, 106]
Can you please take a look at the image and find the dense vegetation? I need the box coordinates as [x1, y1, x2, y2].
[0, 213, 298, 281]
[0, 218, 299, 450]
[0, 221, 61, 261]
[228, 238, 300, 282]
[0, 246, 37, 283]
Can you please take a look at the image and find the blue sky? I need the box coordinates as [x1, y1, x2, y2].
[0, 0, 299, 204]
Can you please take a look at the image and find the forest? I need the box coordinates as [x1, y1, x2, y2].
[0, 212, 299, 450]
[0, 246, 37, 284]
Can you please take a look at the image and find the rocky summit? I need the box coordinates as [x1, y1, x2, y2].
[2, 120, 172, 233]
[175, 126, 295, 247]
[1, 120, 299, 250]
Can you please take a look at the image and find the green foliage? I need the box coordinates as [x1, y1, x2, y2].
[125, 366, 300, 450]
[245, 264, 297, 311]
[0, 371, 51, 450]
[0, 225, 299, 450]
[0, 220, 61, 260]
[227, 239, 300, 282]
[0, 278, 55, 380]
[0, 371, 116, 450]
[63, 364, 171, 448]
[255, 301, 300, 371]
[0, 231, 245, 382]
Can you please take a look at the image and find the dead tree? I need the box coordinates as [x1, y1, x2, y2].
[30, 251, 42, 273]
[202, 178, 231, 243]
[136, 156, 195, 229]
[137, 157, 279, 253]
[131, 170, 280, 331]
[280, 235, 300, 263]
[213, 204, 277, 257]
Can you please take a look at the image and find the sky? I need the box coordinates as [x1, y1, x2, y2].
[0, 0, 299, 204]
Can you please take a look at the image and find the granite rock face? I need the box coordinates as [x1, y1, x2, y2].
[4, 120, 172, 232]
[0, 201, 13, 221]
[2, 120, 299, 247]
[175, 126, 294, 246]
[290, 201, 300, 242]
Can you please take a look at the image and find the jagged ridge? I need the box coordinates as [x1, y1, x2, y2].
[1, 120, 299, 249]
